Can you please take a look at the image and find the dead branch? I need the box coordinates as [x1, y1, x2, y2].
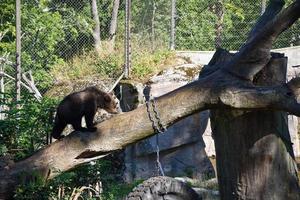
[22, 70, 42, 100]
[2, 71, 42, 101]
[0, 30, 8, 42]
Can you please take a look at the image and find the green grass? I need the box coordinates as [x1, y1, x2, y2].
[131, 49, 176, 80]
[51, 51, 123, 82]
[50, 47, 176, 84]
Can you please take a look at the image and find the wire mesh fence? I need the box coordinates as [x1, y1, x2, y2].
[0, 0, 299, 98]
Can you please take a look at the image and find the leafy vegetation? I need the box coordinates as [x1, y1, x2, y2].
[0, 93, 57, 160]
[13, 159, 141, 200]
[50, 49, 176, 83]
[1, 0, 299, 91]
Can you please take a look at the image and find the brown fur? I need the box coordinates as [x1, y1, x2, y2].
[51, 86, 118, 139]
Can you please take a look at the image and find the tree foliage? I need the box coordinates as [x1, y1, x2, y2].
[1, 0, 299, 91]
[0, 93, 57, 159]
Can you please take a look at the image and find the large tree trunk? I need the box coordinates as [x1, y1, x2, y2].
[210, 53, 300, 199]
[108, 0, 120, 51]
[1, 0, 300, 199]
[90, 0, 101, 53]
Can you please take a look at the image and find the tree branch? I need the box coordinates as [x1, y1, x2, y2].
[217, 79, 300, 116]
[247, 0, 285, 39]
[224, 0, 300, 80]
[1, 68, 300, 179]
[22, 70, 42, 101]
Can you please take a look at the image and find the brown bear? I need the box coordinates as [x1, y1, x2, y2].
[51, 86, 119, 139]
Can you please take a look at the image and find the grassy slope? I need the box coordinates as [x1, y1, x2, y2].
[46, 49, 187, 98]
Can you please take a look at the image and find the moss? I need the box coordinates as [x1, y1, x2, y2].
[183, 66, 201, 78]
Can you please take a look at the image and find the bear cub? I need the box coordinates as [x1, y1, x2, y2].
[51, 86, 119, 139]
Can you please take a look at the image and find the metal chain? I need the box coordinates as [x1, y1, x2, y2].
[145, 94, 167, 176]
[151, 97, 167, 133]
[156, 135, 165, 176]
[145, 100, 157, 133]
[146, 98, 167, 134]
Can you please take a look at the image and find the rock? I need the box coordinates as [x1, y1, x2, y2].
[273, 46, 300, 80]
[289, 115, 300, 157]
[114, 81, 144, 112]
[45, 76, 116, 98]
[174, 177, 220, 199]
[122, 63, 215, 183]
[201, 112, 216, 157]
[193, 188, 220, 200]
[149, 63, 201, 84]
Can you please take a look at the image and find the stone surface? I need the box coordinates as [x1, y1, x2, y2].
[289, 115, 300, 157]
[122, 63, 215, 182]
[193, 188, 220, 200]
[202, 114, 216, 157]
[273, 46, 300, 80]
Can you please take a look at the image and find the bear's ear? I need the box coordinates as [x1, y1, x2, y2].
[104, 94, 111, 102]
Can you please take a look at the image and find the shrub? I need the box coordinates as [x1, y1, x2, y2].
[0, 92, 59, 160]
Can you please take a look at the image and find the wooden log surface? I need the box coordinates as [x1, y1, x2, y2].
[211, 54, 300, 200]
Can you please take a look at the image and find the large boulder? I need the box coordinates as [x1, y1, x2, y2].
[120, 63, 216, 182]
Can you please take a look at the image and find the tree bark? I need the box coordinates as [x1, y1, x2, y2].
[90, 0, 101, 53]
[108, 0, 120, 50]
[210, 53, 300, 199]
[1, 0, 300, 199]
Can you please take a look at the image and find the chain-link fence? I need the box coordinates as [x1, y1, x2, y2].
[176, 0, 300, 51]
[19, 0, 127, 96]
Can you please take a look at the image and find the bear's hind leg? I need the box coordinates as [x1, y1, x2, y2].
[71, 118, 88, 132]
[85, 112, 97, 132]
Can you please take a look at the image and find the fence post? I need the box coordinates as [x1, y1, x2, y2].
[170, 0, 176, 50]
[15, 0, 21, 102]
[215, 0, 224, 48]
[124, 0, 131, 79]
[151, 0, 156, 52]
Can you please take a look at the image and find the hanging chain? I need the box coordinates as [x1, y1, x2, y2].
[145, 94, 167, 176]
[151, 98, 167, 133]
[156, 135, 165, 176]
[145, 98, 167, 134]
[145, 99, 156, 133]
